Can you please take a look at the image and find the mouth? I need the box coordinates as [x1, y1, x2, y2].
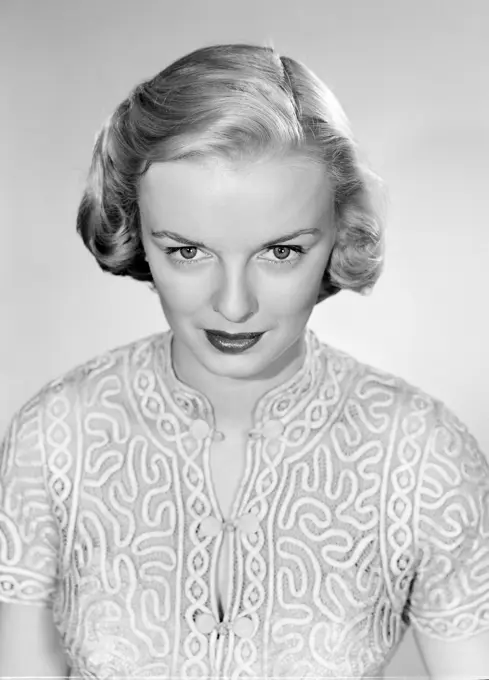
[204, 329, 264, 354]
[205, 329, 263, 340]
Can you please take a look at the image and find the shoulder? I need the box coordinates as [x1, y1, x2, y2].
[37, 332, 165, 405]
[2, 332, 168, 450]
[417, 398, 488, 531]
[319, 338, 488, 512]
[314, 333, 441, 423]
[49, 331, 165, 392]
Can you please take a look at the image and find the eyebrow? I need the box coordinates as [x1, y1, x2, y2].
[150, 227, 322, 249]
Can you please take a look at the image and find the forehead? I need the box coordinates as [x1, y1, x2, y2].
[139, 157, 333, 232]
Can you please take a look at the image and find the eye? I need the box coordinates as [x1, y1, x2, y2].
[260, 245, 306, 265]
[162, 246, 208, 266]
[162, 244, 307, 267]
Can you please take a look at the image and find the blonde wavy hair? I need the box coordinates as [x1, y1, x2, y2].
[76, 43, 386, 303]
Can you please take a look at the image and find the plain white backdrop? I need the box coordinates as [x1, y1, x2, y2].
[1, 1, 488, 676]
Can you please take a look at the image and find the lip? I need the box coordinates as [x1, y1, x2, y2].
[204, 329, 263, 339]
[204, 329, 264, 354]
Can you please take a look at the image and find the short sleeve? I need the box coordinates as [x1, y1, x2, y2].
[0, 392, 60, 606]
[408, 401, 489, 640]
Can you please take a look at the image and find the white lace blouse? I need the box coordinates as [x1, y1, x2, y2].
[1, 326, 488, 678]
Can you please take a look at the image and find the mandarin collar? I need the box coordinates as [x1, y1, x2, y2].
[157, 326, 323, 429]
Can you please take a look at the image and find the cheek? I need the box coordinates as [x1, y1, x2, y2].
[276, 279, 321, 313]
[282, 264, 328, 311]
[279, 253, 327, 296]
[150, 263, 204, 313]
[259, 265, 323, 315]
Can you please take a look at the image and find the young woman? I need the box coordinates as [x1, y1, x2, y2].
[1, 43, 488, 679]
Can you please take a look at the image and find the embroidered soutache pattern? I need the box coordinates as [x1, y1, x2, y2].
[1, 326, 488, 679]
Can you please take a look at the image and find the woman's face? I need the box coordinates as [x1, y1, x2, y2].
[139, 155, 336, 384]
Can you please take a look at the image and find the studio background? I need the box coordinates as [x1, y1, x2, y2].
[1, 1, 488, 677]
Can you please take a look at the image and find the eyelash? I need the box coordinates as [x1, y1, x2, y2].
[162, 245, 307, 267]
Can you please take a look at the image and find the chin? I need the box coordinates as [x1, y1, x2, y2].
[203, 342, 267, 363]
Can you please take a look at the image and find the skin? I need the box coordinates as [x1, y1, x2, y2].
[138, 155, 337, 429]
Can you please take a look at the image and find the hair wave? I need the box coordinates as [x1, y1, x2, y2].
[76, 43, 386, 303]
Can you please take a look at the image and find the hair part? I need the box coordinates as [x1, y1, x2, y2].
[76, 43, 386, 303]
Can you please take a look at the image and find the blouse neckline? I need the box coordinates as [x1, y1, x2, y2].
[155, 325, 325, 429]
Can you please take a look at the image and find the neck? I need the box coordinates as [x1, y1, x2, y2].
[170, 332, 307, 427]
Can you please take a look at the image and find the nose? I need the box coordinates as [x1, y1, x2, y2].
[211, 264, 258, 323]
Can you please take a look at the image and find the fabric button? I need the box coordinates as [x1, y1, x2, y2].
[237, 513, 260, 535]
[232, 616, 254, 638]
[196, 613, 253, 638]
[195, 612, 217, 634]
[189, 419, 210, 439]
[200, 516, 223, 538]
[261, 419, 284, 439]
